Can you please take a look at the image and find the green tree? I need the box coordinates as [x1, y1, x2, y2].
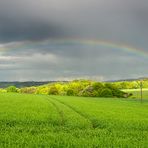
[48, 86, 59, 95]
[66, 89, 75, 96]
[20, 87, 37, 94]
[7, 86, 17, 93]
[93, 82, 104, 90]
[100, 88, 113, 97]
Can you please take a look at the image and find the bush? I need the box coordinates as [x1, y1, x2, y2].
[6, 86, 17, 93]
[92, 90, 100, 97]
[20, 87, 37, 94]
[111, 89, 126, 98]
[80, 86, 94, 97]
[36, 87, 49, 95]
[105, 83, 128, 98]
[66, 89, 75, 96]
[0, 89, 7, 93]
[48, 86, 59, 95]
[105, 83, 115, 89]
[93, 82, 104, 90]
[100, 88, 113, 97]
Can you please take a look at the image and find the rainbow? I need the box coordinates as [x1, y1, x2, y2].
[0, 38, 148, 58]
[47, 38, 148, 58]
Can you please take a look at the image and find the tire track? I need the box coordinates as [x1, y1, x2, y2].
[43, 95, 65, 126]
[48, 96, 95, 129]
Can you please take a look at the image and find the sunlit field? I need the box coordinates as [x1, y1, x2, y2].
[123, 88, 148, 101]
[0, 93, 147, 147]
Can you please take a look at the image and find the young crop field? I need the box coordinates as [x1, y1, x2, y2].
[0, 93, 148, 147]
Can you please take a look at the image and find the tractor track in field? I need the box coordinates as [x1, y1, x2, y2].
[44, 96, 65, 126]
[48, 96, 95, 129]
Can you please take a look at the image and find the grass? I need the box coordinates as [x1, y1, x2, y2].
[0, 93, 148, 147]
[123, 88, 148, 100]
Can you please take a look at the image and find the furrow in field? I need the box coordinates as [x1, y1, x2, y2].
[43, 96, 65, 126]
[48, 96, 94, 129]
[43, 96, 65, 125]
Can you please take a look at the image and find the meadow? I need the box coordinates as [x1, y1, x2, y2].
[0, 93, 148, 147]
[123, 88, 148, 100]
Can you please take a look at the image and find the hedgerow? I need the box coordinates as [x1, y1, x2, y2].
[2, 80, 130, 98]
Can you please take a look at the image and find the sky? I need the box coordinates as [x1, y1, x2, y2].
[0, 0, 148, 81]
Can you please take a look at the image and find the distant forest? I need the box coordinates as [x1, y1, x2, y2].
[0, 81, 60, 88]
[0, 78, 148, 89]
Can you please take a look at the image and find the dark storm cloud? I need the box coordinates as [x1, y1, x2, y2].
[0, 18, 64, 42]
[0, 0, 148, 44]
[0, 0, 66, 42]
[0, 0, 148, 81]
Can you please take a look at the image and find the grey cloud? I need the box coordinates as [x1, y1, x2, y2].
[0, 18, 65, 42]
[0, 0, 148, 80]
[1, 40, 148, 81]
[0, 0, 148, 45]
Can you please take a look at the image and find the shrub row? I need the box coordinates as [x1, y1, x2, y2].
[2, 80, 131, 98]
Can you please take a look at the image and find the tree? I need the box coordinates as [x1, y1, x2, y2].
[48, 86, 59, 95]
[66, 89, 75, 96]
[100, 88, 113, 97]
[6, 86, 17, 93]
[93, 82, 104, 90]
[20, 87, 37, 94]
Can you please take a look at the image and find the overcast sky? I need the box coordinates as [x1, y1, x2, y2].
[0, 0, 148, 81]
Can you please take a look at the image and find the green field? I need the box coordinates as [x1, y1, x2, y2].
[123, 89, 148, 100]
[0, 93, 148, 147]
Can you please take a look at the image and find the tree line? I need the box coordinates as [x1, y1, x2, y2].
[1, 80, 143, 98]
